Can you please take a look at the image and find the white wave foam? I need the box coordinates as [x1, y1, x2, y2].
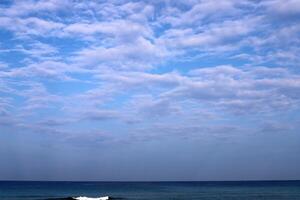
[74, 196, 109, 200]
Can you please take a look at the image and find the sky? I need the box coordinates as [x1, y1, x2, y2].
[0, 0, 300, 181]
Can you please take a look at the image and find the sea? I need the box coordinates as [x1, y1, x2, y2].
[0, 181, 300, 200]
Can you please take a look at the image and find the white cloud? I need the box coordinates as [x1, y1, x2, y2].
[0, 0, 300, 146]
[73, 37, 167, 70]
[64, 20, 153, 40]
[0, 17, 65, 36]
[3, 61, 75, 80]
[162, 0, 239, 27]
[158, 16, 261, 56]
[2, 0, 70, 16]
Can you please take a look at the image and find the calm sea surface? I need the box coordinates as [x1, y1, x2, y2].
[0, 181, 300, 200]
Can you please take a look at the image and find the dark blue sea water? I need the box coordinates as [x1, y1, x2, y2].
[0, 181, 300, 200]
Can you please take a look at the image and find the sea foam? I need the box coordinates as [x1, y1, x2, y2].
[74, 196, 109, 200]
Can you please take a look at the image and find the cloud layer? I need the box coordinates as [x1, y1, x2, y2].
[0, 0, 300, 180]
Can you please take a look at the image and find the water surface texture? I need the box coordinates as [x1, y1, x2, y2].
[1, 181, 300, 200]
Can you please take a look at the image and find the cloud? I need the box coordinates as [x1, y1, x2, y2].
[1, 0, 300, 182]
[81, 65, 300, 119]
[96, 70, 184, 88]
[3, 61, 73, 80]
[15, 83, 63, 114]
[0, 97, 13, 117]
[37, 119, 71, 127]
[158, 16, 261, 57]
[0, 16, 65, 37]
[157, 66, 300, 114]
[73, 36, 167, 70]
[2, 0, 70, 16]
[0, 62, 9, 69]
[189, 65, 243, 77]
[126, 95, 181, 119]
[64, 20, 153, 40]
[161, 0, 240, 27]
[263, 0, 300, 18]
[0, 0, 300, 148]
[82, 110, 119, 121]
[260, 121, 295, 133]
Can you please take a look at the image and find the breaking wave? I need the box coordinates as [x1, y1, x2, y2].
[74, 197, 110, 200]
[44, 196, 111, 200]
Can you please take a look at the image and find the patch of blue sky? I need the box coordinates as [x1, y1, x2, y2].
[44, 77, 96, 96]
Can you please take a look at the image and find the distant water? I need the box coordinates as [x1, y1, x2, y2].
[1, 181, 300, 200]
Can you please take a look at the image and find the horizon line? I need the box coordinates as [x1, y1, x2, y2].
[1, 179, 300, 182]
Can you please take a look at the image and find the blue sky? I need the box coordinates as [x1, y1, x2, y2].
[0, 0, 300, 181]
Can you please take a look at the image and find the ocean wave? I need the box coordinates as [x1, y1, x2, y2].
[44, 196, 110, 200]
[74, 196, 110, 200]
[43, 198, 74, 200]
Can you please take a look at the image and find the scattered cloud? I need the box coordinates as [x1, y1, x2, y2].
[0, 0, 299, 147]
